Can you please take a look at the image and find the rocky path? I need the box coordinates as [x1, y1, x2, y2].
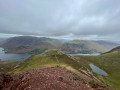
[0, 67, 113, 90]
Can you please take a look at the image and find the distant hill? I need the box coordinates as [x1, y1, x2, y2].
[0, 36, 62, 53]
[105, 46, 120, 54]
[95, 40, 119, 49]
[0, 36, 119, 54]
[61, 40, 119, 54]
[0, 38, 6, 43]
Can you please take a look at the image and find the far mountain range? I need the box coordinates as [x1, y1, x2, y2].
[0, 36, 119, 54]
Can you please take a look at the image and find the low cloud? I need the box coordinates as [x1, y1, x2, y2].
[0, 0, 120, 40]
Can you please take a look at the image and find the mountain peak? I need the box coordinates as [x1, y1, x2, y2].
[41, 49, 64, 56]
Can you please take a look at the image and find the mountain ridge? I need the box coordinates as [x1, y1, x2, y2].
[0, 48, 118, 89]
[0, 36, 119, 54]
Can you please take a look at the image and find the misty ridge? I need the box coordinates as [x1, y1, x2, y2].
[0, 36, 119, 54]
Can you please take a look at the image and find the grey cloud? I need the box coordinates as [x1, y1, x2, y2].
[0, 0, 120, 40]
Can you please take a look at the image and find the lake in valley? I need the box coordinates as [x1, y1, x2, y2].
[0, 48, 31, 61]
[0, 47, 100, 61]
[90, 64, 108, 76]
[68, 53, 100, 56]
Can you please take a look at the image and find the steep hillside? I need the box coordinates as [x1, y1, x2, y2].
[0, 49, 115, 89]
[0, 49, 112, 90]
[0, 38, 6, 43]
[12, 49, 82, 72]
[0, 36, 119, 54]
[0, 36, 62, 53]
[96, 40, 119, 49]
[0, 60, 21, 73]
[105, 46, 120, 53]
[61, 40, 115, 53]
[75, 47, 120, 90]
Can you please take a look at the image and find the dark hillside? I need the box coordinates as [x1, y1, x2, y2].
[0, 36, 62, 53]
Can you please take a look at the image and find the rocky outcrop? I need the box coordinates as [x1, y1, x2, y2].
[0, 67, 114, 90]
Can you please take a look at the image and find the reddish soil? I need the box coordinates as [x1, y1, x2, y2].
[0, 67, 113, 90]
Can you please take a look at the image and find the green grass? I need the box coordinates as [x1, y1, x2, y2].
[75, 52, 120, 90]
[12, 54, 81, 73]
[1, 49, 120, 89]
[0, 60, 21, 73]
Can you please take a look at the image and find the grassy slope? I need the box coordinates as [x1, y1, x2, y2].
[61, 40, 109, 54]
[75, 52, 120, 90]
[2, 49, 119, 89]
[12, 50, 82, 72]
[11, 50, 111, 89]
[0, 60, 21, 73]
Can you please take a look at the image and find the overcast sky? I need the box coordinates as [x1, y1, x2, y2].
[0, 0, 120, 40]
